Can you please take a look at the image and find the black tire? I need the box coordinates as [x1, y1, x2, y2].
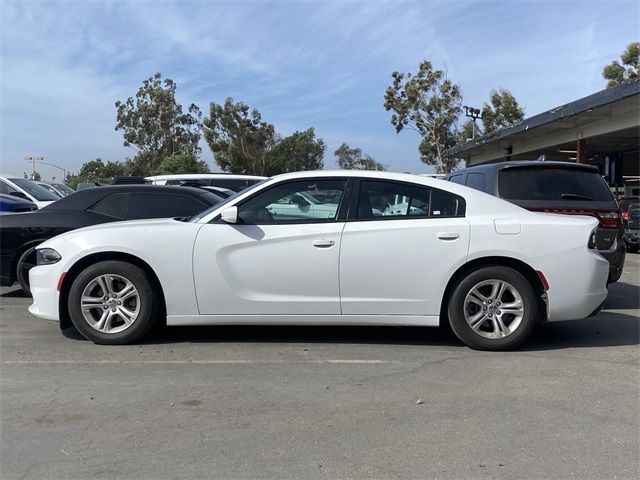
[67, 261, 159, 345]
[447, 266, 539, 351]
[16, 246, 38, 296]
[627, 244, 639, 253]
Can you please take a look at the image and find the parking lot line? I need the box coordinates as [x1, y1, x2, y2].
[1, 359, 397, 365]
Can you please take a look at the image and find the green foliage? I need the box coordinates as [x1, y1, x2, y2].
[153, 154, 210, 175]
[459, 119, 481, 142]
[203, 97, 276, 175]
[334, 143, 386, 171]
[66, 158, 127, 188]
[384, 60, 462, 174]
[603, 42, 639, 88]
[115, 73, 202, 174]
[269, 128, 325, 174]
[481, 88, 524, 135]
[203, 98, 326, 175]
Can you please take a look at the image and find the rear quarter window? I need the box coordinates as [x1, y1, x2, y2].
[465, 173, 486, 192]
[128, 194, 207, 219]
[498, 168, 614, 202]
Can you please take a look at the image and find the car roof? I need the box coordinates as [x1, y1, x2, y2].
[445, 160, 600, 176]
[145, 174, 267, 181]
[40, 185, 222, 211]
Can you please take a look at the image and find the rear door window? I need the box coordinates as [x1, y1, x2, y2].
[498, 168, 614, 202]
[356, 181, 464, 220]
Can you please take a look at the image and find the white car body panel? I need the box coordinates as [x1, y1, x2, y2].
[193, 222, 343, 315]
[0, 175, 56, 209]
[339, 217, 470, 315]
[28, 171, 608, 328]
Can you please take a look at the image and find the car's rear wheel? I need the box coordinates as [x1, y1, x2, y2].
[67, 261, 159, 344]
[16, 246, 38, 296]
[447, 266, 538, 351]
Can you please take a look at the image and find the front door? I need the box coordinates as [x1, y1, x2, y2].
[193, 178, 349, 315]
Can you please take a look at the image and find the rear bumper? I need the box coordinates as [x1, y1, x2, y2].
[532, 247, 609, 322]
[598, 231, 625, 283]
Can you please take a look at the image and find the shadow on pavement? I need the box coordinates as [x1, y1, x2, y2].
[605, 281, 639, 310]
[133, 312, 640, 350]
[522, 311, 639, 351]
[144, 324, 465, 348]
[0, 288, 29, 298]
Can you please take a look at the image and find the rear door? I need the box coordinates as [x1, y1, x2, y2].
[339, 180, 470, 316]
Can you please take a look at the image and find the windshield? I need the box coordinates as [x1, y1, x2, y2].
[189, 180, 267, 222]
[9, 178, 60, 201]
[498, 168, 614, 202]
[38, 183, 63, 198]
[52, 183, 75, 196]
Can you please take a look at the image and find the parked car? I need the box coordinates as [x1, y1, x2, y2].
[76, 182, 105, 190]
[50, 183, 76, 197]
[34, 181, 64, 199]
[619, 196, 640, 223]
[0, 185, 224, 295]
[145, 174, 266, 192]
[28, 171, 608, 351]
[444, 161, 625, 283]
[0, 193, 38, 213]
[0, 175, 59, 209]
[34, 181, 75, 198]
[623, 203, 640, 252]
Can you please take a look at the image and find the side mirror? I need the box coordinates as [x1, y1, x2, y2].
[220, 206, 238, 224]
[9, 191, 29, 200]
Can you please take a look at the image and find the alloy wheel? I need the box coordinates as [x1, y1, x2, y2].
[80, 274, 140, 334]
[463, 279, 525, 339]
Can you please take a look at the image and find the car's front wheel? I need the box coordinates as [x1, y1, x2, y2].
[16, 246, 38, 296]
[67, 261, 159, 344]
[447, 266, 539, 351]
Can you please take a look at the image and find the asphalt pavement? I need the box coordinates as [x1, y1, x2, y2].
[1, 255, 638, 479]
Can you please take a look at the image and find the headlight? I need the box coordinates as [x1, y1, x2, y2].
[36, 248, 61, 265]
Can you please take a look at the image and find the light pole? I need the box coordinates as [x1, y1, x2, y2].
[24, 156, 43, 179]
[37, 162, 67, 184]
[463, 106, 483, 138]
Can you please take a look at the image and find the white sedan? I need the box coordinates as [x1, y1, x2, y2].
[28, 171, 609, 350]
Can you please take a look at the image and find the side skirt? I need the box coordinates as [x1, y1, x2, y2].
[167, 314, 440, 327]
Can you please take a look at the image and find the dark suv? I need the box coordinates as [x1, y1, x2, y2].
[444, 161, 625, 283]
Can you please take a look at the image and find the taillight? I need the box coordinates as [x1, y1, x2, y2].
[622, 211, 630, 221]
[596, 211, 623, 228]
[588, 228, 597, 249]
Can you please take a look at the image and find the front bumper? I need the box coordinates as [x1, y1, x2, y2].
[28, 264, 61, 321]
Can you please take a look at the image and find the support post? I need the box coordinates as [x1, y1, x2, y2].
[576, 139, 586, 164]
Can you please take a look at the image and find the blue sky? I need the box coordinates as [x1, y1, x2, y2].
[1, 0, 638, 179]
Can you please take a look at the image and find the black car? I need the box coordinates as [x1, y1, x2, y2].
[623, 204, 640, 252]
[0, 185, 223, 294]
[444, 160, 625, 283]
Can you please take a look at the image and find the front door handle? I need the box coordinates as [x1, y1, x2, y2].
[313, 239, 335, 248]
[437, 232, 460, 241]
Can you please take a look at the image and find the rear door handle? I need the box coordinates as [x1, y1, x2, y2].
[437, 232, 460, 241]
[313, 239, 335, 248]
